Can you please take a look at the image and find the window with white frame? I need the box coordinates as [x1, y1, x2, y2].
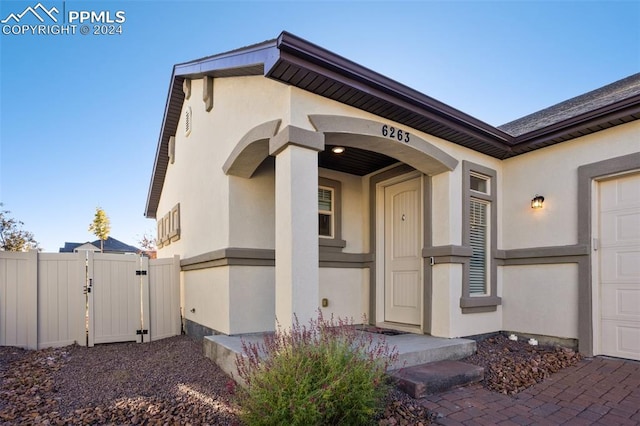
[318, 186, 334, 238]
[318, 177, 346, 249]
[470, 173, 488, 194]
[461, 161, 501, 312]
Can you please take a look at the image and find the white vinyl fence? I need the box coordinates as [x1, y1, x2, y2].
[0, 251, 181, 350]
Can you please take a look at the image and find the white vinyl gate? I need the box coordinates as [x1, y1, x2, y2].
[0, 251, 181, 350]
[89, 252, 147, 346]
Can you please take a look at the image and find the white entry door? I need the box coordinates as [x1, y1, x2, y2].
[384, 177, 422, 325]
[598, 172, 640, 360]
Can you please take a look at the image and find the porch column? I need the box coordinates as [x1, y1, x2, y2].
[269, 126, 325, 329]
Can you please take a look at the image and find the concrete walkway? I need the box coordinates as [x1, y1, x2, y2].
[418, 356, 640, 425]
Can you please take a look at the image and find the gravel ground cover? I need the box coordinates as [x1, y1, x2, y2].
[0, 336, 429, 425]
[0, 333, 581, 425]
[462, 333, 583, 395]
[0, 337, 239, 425]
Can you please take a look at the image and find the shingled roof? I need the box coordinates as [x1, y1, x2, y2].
[500, 73, 640, 137]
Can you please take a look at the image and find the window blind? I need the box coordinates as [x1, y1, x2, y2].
[469, 199, 487, 294]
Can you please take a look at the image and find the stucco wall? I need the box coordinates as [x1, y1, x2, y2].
[319, 268, 369, 321]
[156, 76, 289, 258]
[228, 266, 275, 334]
[228, 160, 276, 249]
[430, 264, 454, 337]
[502, 120, 640, 249]
[182, 267, 230, 334]
[431, 171, 459, 247]
[182, 266, 275, 335]
[501, 264, 579, 339]
[431, 264, 503, 338]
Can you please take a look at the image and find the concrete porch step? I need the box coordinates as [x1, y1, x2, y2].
[204, 331, 477, 382]
[390, 360, 484, 398]
[383, 333, 476, 370]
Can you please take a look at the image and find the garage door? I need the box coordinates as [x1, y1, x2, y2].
[598, 172, 640, 360]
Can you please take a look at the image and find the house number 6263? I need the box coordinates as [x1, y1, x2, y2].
[381, 124, 410, 143]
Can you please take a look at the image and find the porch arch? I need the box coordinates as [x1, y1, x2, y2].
[309, 115, 458, 175]
[223, 119, 282, 178]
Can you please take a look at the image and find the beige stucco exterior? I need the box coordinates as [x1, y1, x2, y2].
[502, 121, 640, 250]
[152, 71, 639, 351]
[502, 264, 579, 339]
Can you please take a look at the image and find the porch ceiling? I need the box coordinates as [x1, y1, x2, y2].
[319, 145, 398, 176]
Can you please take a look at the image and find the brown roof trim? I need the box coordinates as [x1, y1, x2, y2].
[144, 41, 279, 218]
[175, 39, 278, 78]
[270, 49, 513, 157]
[145, 71, 185, 219]
[274, 32, 515, 142]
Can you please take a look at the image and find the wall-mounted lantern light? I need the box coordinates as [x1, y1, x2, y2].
[331, 146, 345, 154]
[531, 195, 544, 209]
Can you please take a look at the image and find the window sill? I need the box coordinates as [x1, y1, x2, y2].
[319, 238, 346, 249]
[460, 295, 501, 313]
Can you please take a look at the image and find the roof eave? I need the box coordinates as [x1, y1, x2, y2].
[175, 39, 279, 78]
[145, 67, 183, 219]
[272, 31, 516, 145]
[508, 94, 640, 156]
[144, 42, 279, 218]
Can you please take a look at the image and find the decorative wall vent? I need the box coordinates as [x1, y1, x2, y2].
[203, 76, 213, 112]
[183, 79, 191, 99]
[185, 106, 192, 137]
[168, 136, 176, 164]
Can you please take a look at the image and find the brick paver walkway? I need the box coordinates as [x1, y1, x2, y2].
[418, 357, 640, 425]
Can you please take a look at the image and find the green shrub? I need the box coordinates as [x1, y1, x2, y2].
[234, 312, 398, 426]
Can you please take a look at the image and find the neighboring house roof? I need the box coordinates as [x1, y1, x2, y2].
[69, 242, 101, 252]
[59, 237, 140, 253]
[145, 31, 640, 218]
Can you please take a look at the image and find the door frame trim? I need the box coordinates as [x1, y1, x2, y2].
[369, 165, 432, 333]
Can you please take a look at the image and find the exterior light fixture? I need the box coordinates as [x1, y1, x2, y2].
[531, 195, 544, 209]
[331, 146, 345, 154]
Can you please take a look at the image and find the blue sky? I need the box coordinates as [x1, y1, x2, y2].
[1, 0, 638, 252]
